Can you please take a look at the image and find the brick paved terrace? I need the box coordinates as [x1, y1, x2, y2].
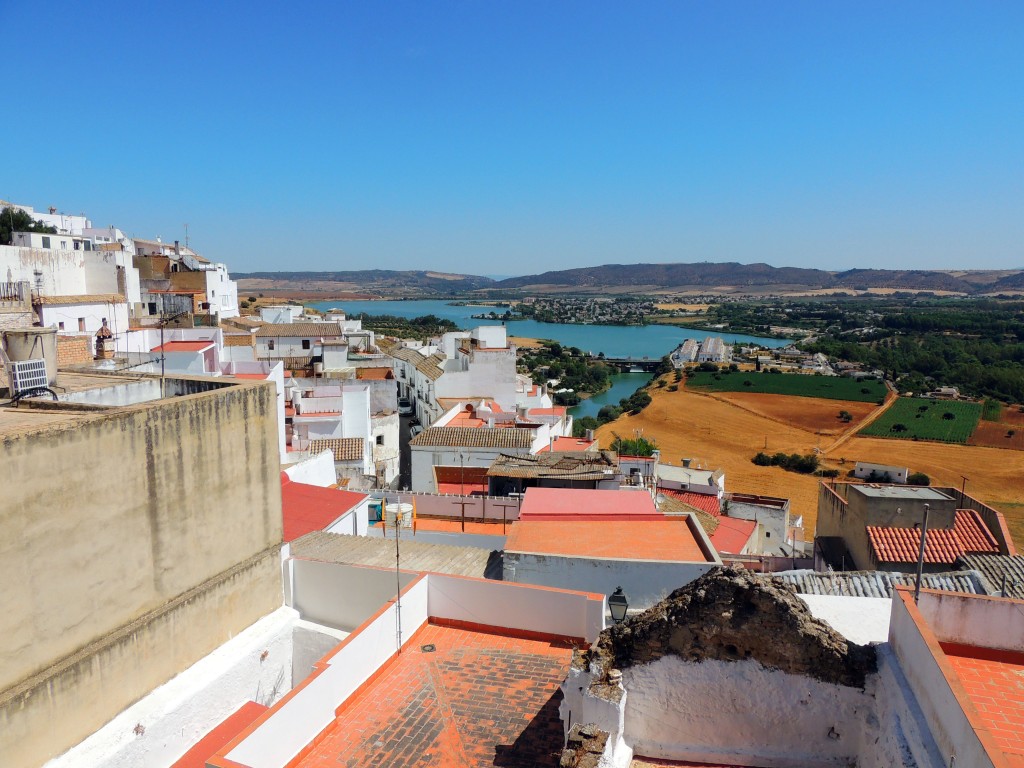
[297, 621, 576, 768]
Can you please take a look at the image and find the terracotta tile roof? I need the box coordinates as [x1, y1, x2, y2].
[658, 494, 720, 534]
[281, 476, 368, 541]
[661, 488, 721, 516]
[410, 426, 534, 449]
[868, 509, 1000, 565]
[309, 437, 365, 462]
[416, 352, 445, 381]
[221, 315, 264, 329]
[384, 344, 429, 365]
[486, 450, 618, 480]
[33, 293, 126, 305]
[255, 322, 344, 338]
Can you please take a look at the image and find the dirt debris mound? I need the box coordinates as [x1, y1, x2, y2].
[584, 566, 877, 689]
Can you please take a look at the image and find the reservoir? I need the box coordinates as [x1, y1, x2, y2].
[307, 299, 793, 422]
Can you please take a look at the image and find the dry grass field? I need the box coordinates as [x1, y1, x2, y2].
[598, 382, 1024, 544]
[509, 335, 546, 349]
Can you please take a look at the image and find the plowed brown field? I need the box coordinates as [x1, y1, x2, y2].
[714, 392, 876, 435]
[598, 384, 1024, 544]
[969, 405, 1024, 450]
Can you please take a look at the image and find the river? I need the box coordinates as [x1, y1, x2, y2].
[306, 298, 793, 421]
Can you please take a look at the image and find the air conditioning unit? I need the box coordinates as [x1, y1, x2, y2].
[8, 359, 49, 395]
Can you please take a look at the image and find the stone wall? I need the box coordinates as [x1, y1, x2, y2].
[0, 379, 284, 767]
[56, 334, 94, 366]
[0, 310, 32, 331]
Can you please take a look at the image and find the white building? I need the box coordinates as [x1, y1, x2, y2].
[255, 322, 346, 361]
[34, 294, 130, 342]
[854, 462, 910, 484]
[697, 336, 730, 363]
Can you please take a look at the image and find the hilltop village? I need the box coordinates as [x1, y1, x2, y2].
[3, 199, 1024, 768]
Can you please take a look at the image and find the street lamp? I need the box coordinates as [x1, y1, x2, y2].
[608, 586, 629, 624]
[913, 503, 931, 604]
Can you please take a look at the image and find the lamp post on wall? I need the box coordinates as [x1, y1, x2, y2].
[608, 586, 629, 624]
[913, 503, 931, 604]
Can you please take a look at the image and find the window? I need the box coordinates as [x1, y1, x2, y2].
[765, 531, 771, 538]
[58, 322, 65, 331]
[148, 302, 157, 315]
[302, 339, 311, 350]
[60, 241, 67, 249]
[211, 290, 216, 298]
[376, 435, 384, 446]
[73, 241, 81, 250]
[267, 339, 275, 351]
[84, 241, 91, 251]
[41, 236, 51, 249]
[78, 318, 86, 332]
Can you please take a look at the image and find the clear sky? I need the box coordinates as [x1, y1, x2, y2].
[4, 1, 1023, 275]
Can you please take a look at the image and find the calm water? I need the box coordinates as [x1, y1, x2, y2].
[308, 298, 790, 358]
[308, 298, 791, 423]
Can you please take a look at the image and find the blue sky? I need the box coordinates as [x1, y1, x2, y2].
[4, 2, 1023, 275]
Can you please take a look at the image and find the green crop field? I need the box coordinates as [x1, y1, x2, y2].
[859, 398, 982, 443]
[686, 370, 887, 402]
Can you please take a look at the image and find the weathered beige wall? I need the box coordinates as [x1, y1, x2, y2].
[0, 547, 281, 768]
[0, 378, 284, 766]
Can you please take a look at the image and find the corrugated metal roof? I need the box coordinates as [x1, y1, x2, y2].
[486, 450, 618, 479]
[770, 569, 989, 598]
[290, 530, 498, 578]
[410, 427, 534, 449]
[955, 554, 1024, 598]
[255, 323, 344, 338]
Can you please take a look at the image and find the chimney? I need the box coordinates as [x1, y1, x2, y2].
[682, 458, 692, 468]
[174, 240, 181, 257]
[585, 429, 595, 441]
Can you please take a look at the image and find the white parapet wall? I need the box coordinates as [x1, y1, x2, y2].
[224, 577, 430, 768]
[44, 607, 299, 768]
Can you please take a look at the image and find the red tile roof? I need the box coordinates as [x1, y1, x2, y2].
[281, 476, 368, 542]
[172, 701, 267, 768]
[355, 368, 394, 380]
[537, 436, 596, 453]
[506, 518, 713, 562]
[519, 487, 660, 521]
[868, 509, 1000, 565]
[661, 488, 721, 516]
[527, 407, 567, 417]
[151, 340, 214, 352]
[709, 516, 757, 555]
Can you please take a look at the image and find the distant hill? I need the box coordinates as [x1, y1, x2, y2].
[237, 264, 1024, 296]
[236, 269, 496, 295]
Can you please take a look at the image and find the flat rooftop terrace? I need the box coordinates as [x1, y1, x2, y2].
[943, 644, 1024, 767]
[295, 621, 574, 768]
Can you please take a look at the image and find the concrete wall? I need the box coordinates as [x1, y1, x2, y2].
[503, 552, 716, 610]
[0, 379, 284, 767]
[0, 244, 88, 295]
[0, 548, 282, 768]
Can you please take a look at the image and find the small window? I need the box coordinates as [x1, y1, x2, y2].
[73, 241, 81, 250]
[268, 339, 275, 351]
[58, 322, 65, 331]
[765, 531, 771, 538]
[211, 290, 216, 298]
[41, 236, 51, 248]
[84, 240, 91, 251]
[60, 241, 67, 249]
[101, 317, 107, 325]
[148, 302, 157, 314]
[78, 318, 86, 332]
[302, 339, 311, 350]
[376, 435, 384, 446]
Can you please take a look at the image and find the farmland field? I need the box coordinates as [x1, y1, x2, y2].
[858, 398, 981, 443]
[969, 403, 1024, 450]
[687, 370, 887, 402]
[714, 392, 877, 435]
[595, 384, 1024, 542]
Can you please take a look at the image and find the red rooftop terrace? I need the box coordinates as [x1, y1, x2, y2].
[208, 574, 605, 768]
